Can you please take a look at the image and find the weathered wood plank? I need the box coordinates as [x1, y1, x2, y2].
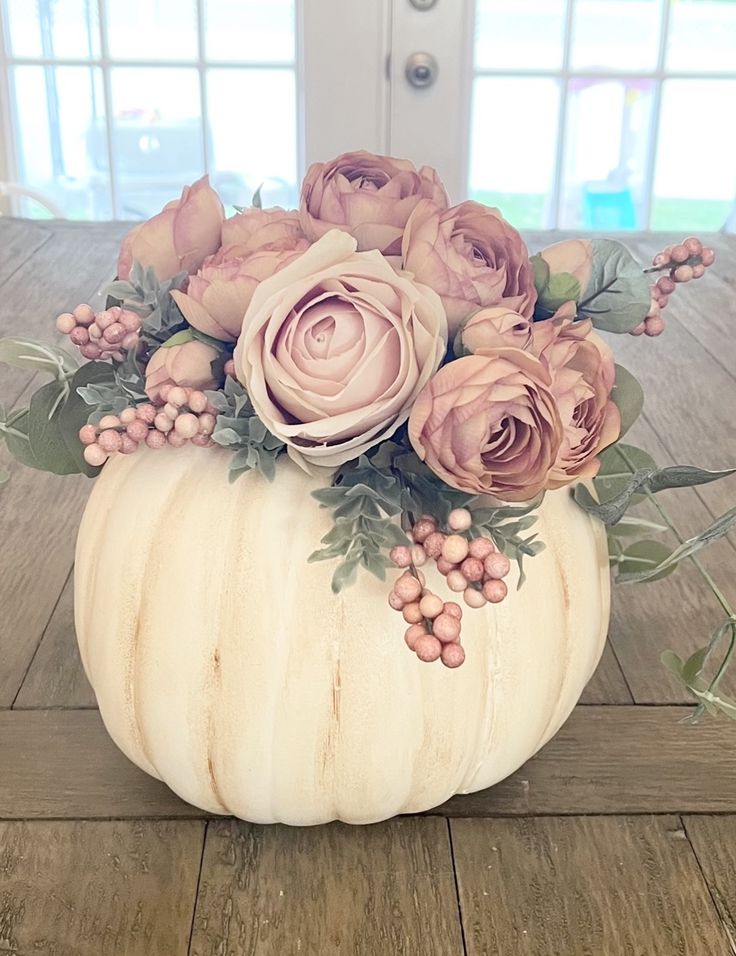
[2, 707, 735, 819]
[0, 819, 205, 956]
[450, 816, 731, 956]
[13, 574, 96, 709]
[189, 817, 463, 956]
[0, 219, 51, 286]
[683, 815, 736, 949]
[578, 642, 632, 705]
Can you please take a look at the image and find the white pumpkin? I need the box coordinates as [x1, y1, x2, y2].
[74, 444, 610, 825]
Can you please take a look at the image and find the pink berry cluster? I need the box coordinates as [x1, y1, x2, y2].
[387, 508, 511, 668]
[78, 385, 217, 467]
[56, 303, 142, 361]
[632, 237, 715, 338]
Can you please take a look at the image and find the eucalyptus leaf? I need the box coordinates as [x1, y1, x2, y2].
[616, 539, 675, 583]
[27, 381, 80, 475]
[1, 407, 38, 469]
[610, 365, 643, 438]
[61, 362, 117, 475]
[0, 336, 78, 379]
[607, 515, 668, 538]
[682, 647, 709, 686]
[578, 239, 650, 333]
[648, 464, 736, 493]
[574, 469, 654, 525]
[594, 443, 657, 500]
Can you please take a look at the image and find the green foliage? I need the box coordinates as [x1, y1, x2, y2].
[0, 336, 78, 379]
[105, 261, 188, 347]
[610, 365, 643, 439]
[206, 377, 285, 482]
[530, 254, 581, 314]
[663, 617, 736, 722]
[578, 239, 651, 334]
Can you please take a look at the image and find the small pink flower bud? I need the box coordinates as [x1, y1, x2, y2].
[188, 390, 208, 413]
[443, 602, 462, 620]
[460, 556, 485, 582]
[119, 407, 137, 425]
[414, 634, 442, 663]
[388, 591, 405, 611]
[56, 312, 76, 334]
[78, 424, 98, 445]
[432, 612, 461, 643]
[442, 534, 469, 564]
[448, 508, 472, 532]
[98, 414, 121, 430]
[120, 434, 138, 454]
[464, 586, 487, 609]
[405, 623, 427, 650]
[154, 413, 174, 433]
[484, 552, 511, 580]
[402, 602, 424, 625]
[83, 443, 107, 466]
[174, 412, 200, 439]
[73, 304, 95, 326]
[97, 429, 122, 453]
[146, 429, 167, 449]
[394, 574, 422, 603]
[446, 569, 467, 592]
[136, 403, 157, 424]
[412, 518, 437, 544]
[482, 578, 508, 603]
[126, 420, 149, 442]
[410, 545, 427, 567]
[441, 642, 466, 669]
[389, 546, 412, 568]
[468, 536, 495, 560]
[419, 593, 444, 619]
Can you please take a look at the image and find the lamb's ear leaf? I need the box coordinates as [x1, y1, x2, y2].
[578, 239, 650, 333]
[610, 365, 643, 438]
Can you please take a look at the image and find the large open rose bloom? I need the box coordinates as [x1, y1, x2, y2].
[234, 229, 447, 470]
[530, 316, 620, 486]
[408, 348, 564, 502]
[402, 199, 537, 336]
[117, 176, 224, 282]
[300, 150, 449, 256]
[171, 210, 309, 342]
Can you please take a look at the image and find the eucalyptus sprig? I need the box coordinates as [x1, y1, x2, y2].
[105, 261, 188, 348]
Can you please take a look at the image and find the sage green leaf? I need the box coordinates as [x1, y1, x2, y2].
[542, 272, 582, 311]
[610, 365, 643, 439]
[682, 647, 709, 686]
[28, 381, 80, 475]
[574, 469, 654, 525]
[616, 539, 676, 582]
[607, 515, 668, 538]
[0, 336, 78, 379]
[331, 557, 360, 593]
[594, 443, 657, 500]
[578, 239, 650, 333]
[161, 329, 195, 349]
[661, 650, 685, 679]
[648, 464, 736, 493]
[251, 183, 263, 209]
[60, 362, 117, 475]
[1, 407, 38, 469]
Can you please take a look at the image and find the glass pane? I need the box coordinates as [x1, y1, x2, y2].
[474, 0, 566, 70]
[571, 0, 662, 71]
[652, 80, 736, 231]
[560, 79, 654, 230]
[12, 65, 112, 219]
[207, 69, 297, 210]
[667, 0, 736, 72]
[204, 0, 295, 63]
[105, 0, 198, 61]
[6, 0, 100, 59]
[469, 77, 559, 229]
[110, 68, 203, 220]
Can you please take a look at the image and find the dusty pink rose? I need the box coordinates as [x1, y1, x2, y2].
[220, 206, 306, 256]
[530, 316, 620, 487]
[144, 338, 220, 403]
[408, 348, 564, 502]
[117, 176, 224, 282]
[234, 230, 447, 470]
[539, 239, 593, 292]
[171, 239, 309, 343]
[402, 200, 537, 336]
[299, 150, 449, 256]
[459, 306, 533, 354]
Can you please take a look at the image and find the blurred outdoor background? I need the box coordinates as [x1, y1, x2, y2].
[0, 0, 734, 230]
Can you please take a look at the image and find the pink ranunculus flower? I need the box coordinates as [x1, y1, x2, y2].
[299, 150, 449, 256]
[117, 176, 224, 282]
[220, 206, 306, 256]
[530, 315, 621, 487]
[171, 238, 309, 343]
[408, 348, 564, 502]
[402, 199, 537, 337]
[459, 306, 533, 354]
[144, 338, 220, 403]
[234, 229, 448, 470]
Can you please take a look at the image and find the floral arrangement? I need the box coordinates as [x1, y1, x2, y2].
[1, 152, 734, 715]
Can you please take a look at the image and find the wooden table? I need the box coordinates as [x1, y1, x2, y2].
[1, 219, 736, 955]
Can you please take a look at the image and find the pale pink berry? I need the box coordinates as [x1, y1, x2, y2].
[98, 414, 120, 430]
[657, 294, 669, 309]
[652, 253, 669, 268]
[414, 634, 442, 663]
[684, 237, 702, 256]
[410, 545, 427, 567]
[402, 602, 424, 625]
[670, 244, 688, 263]
[389, 546, 412, 568]
[69, 326, 89, 346]
[224, 358, 236, 378]
[81, 343, 103, 360]
[657, 275, 676, 295]
[433, 612, 460, 643]
[73, 303, 95, 326]
[445, 571, 465, 593]
[174, 412, 199, 439]
[464, 587, 487, 609]
[95, 309, 115, 331]
[167, 431, 187, 447]
[469, 536, 495, 560]
[423, 531, 446, 558]
[88, 324, 102, 340]
[444, 602, 462, 620]
[136, 403, 157, 424]
[119, 407, 137, 425]
[442, 534, 469, 565]
[83, 443, 107, 466]
[154, 413, 173, 433]
[126, 420, 149, 442]
[412, 518, 436, 544]
[167, 386, 188, 408]
[692, 263, 706, 279]
[188, 390, 208, 413]
[97, 429, 122, 453]
[394, 574, 423, 603]
[146, 430, 167, 449]
[701, 247, 715, 267]
[484, 552, 511, 580]
[441, 643, 466, 669]
[119, 310, 141, 332]
[56, 312, 76, 334]
[629, 321, 646, 337]
[163, 402, 179, 420]
[405, 623, 427, 650]
[673, 264, 693, 283]
[198, 412, 217, 435]
[120, 434, 138, 454]
[158, 383, 173, 403]
[483, 578, 508, 603]
[436, 557, 458, 576]
[448, 507, 472, 532]
[645, 315, 665, 337]
[460, 556, 484, 583]
[419, 593, 444, 619]
[103, 322, 125, 344]
[121, 332, 139, 351]
[79, 424, 98, 445]
[191, 433, 212, 447]
[388, 591, 405, 611]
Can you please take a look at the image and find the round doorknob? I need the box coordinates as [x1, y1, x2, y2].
[405, 52, 438, 89]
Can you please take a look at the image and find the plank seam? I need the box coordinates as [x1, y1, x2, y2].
[186, 820, 209, 956]
[445, 818, 469, 956]
[681, 815, 736, 956]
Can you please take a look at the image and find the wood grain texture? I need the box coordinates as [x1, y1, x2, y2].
[0, 219, 50, 285]
[578, 642, 632, 705]
[3, 706, 736, 819]
[683, 816, 736, 951]
[450, 816, 731, 956]
[0, 819, 205, 956]
[190, 817, 463, 956]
